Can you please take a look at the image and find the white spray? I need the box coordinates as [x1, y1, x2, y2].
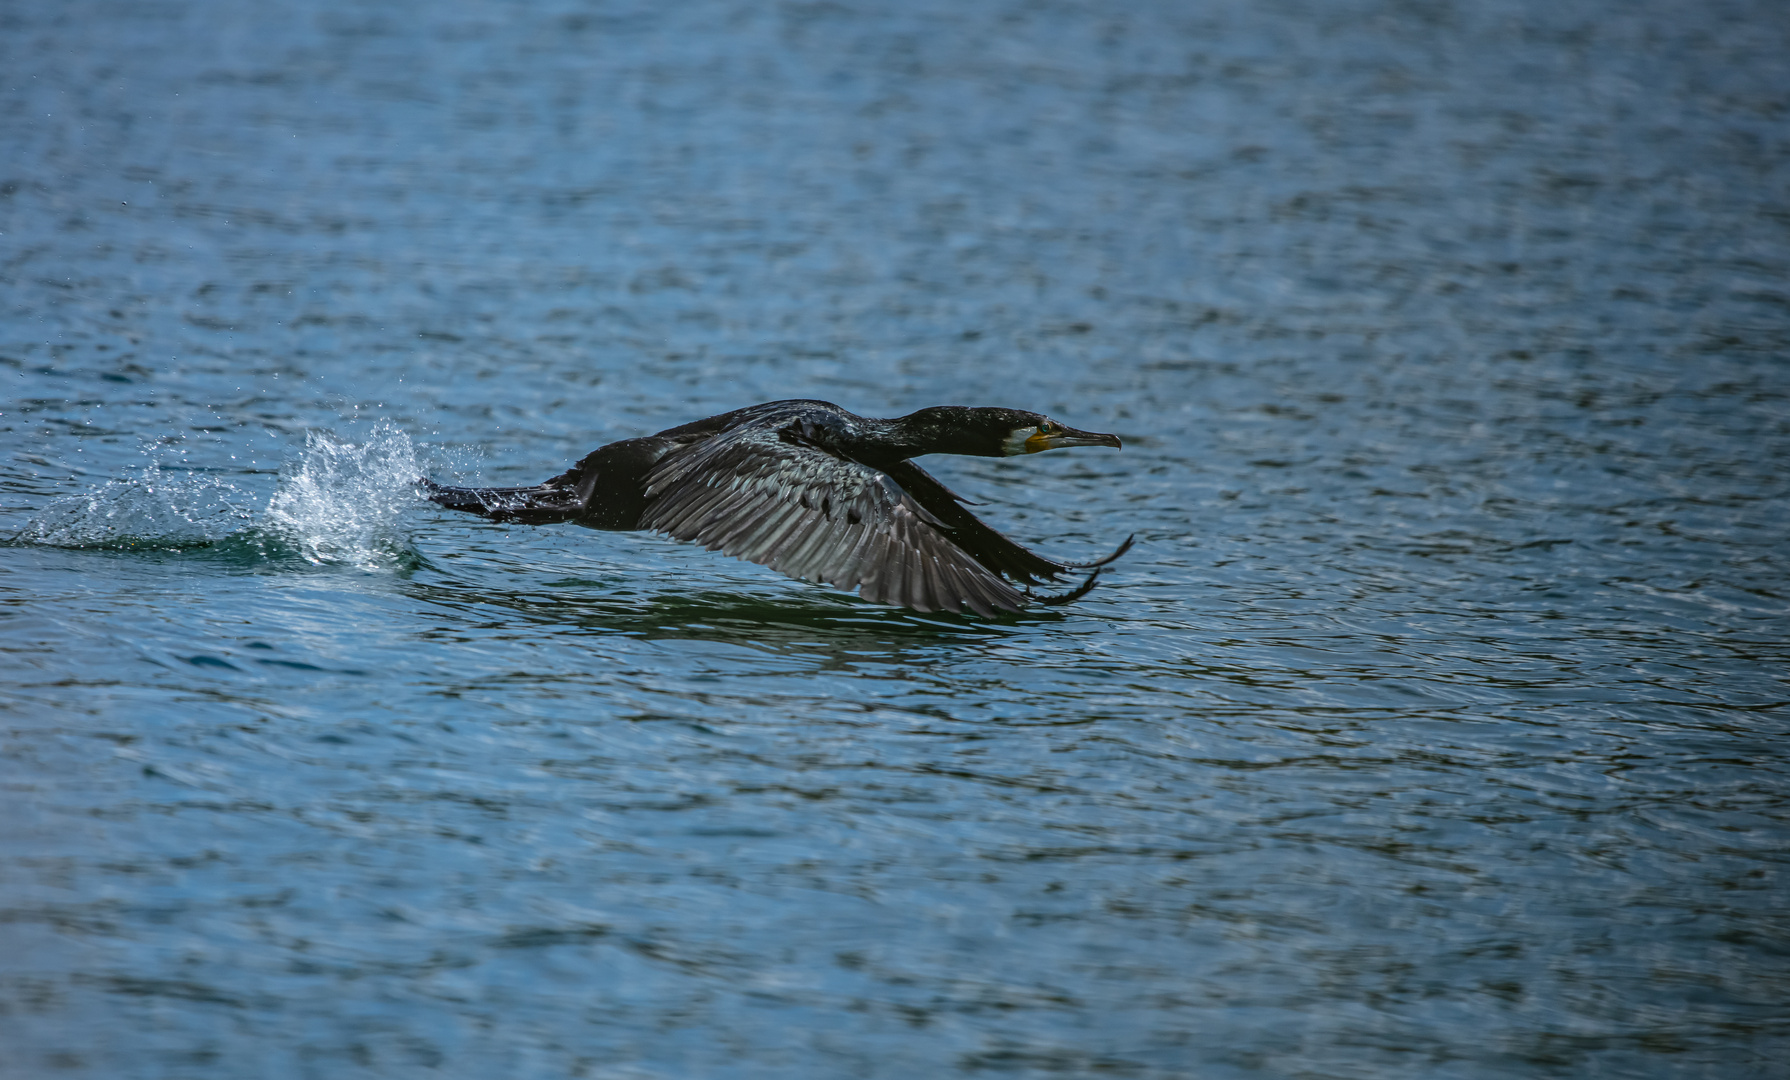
[18, 421, 427, 571]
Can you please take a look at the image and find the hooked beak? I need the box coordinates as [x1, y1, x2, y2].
[1025, 426, 1123, 453]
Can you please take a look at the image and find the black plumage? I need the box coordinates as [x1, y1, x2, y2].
[421, 400, 1131, 615]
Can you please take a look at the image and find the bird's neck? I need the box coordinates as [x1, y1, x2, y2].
[876, 409, 998, 461]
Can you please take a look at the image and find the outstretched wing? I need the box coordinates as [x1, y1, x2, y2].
[881, 460, 1129, 585]
[638, 424, 1030, 616]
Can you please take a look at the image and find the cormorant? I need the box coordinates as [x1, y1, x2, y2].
[421, 400, 1131, 616]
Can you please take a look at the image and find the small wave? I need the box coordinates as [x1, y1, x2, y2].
[16, 422, 427, 571]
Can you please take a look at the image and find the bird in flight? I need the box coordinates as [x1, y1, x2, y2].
[422, 400, 1131, 616]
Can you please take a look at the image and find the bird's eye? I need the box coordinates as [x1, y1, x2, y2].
[1038, 422, 1054, 435]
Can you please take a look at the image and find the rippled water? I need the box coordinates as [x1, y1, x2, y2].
[4, 0, 1788, 1076]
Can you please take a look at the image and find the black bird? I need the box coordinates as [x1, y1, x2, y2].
[421, 400, 1132, 616]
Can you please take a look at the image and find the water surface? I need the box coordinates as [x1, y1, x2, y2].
[3, 0, 1788, 1076]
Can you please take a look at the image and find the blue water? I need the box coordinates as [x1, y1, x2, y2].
[3, 0, 1788, 1076]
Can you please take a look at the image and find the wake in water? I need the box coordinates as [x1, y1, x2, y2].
[14, 423, 427, 571]
[15, 470, 258, 551]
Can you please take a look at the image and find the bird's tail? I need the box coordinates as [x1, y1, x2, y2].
[418, 479, 584, 525]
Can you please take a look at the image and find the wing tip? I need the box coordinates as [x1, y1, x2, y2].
[1025, 567, 1105, 608]
[1055, 533, 1135, 571]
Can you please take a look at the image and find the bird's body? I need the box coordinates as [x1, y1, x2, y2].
[422, 400, 1130, 615]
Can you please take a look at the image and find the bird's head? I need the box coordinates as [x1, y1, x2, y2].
[895, 407, 1123, 458]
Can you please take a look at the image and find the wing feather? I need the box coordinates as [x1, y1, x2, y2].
[734, 505, 798, 561]
[900, 527, 930, 612]
[881, 460, 1084, 584]
[642, 424, 1027, 614]
[709, 495, 781, 550]
[782, 511, 842, 581]
[927, 558, 952, 613]
[694, 484, 765, 534]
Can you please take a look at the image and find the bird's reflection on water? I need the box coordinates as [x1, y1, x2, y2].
[404, 577, 1019, 647]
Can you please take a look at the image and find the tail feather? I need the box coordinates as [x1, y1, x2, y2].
[419, 479, 584, 525]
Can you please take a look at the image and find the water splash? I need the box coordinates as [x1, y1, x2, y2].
[263, 423, 423, 569]
[16, 422, 426, 571]
[15, 469, 258, 551]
